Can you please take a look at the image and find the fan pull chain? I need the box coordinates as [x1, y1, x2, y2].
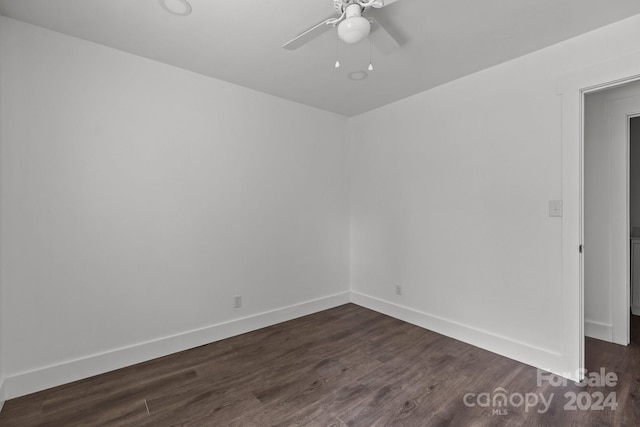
[368, 37, 374, 71]
[335, 33, 341, 68]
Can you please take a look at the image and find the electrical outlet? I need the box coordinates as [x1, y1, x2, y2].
[234, 295, 242, 309]
[395, 285, 402, 296]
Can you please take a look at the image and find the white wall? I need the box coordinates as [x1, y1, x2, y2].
[349, 13, 640, 376]
[584, 89, 614, 341]
[1, 18, 349, 398]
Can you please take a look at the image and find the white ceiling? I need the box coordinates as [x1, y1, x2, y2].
[2, 0, 640, 116]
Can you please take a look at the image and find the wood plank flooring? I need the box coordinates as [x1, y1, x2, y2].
[1, 303, 639, 426]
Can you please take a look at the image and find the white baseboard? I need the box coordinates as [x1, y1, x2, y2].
[0, 377, 5, 413]
[350, 291, 565, 375]
[4, 291, 570, 400]
[4, 291, 350, 400]
[584, 319, 613, 342]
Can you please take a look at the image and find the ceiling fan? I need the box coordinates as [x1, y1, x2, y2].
[282, 0, 402, 55]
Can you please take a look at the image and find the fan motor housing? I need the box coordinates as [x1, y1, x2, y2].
[334, 0, 363, 13]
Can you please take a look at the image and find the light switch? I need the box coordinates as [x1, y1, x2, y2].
[549, 200, 563, 217]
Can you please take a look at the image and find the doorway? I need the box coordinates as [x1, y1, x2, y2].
[629, 116, 640, 344]
[583, 81, 640, 348]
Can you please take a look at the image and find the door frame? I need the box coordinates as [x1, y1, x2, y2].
[558, 51, 640, 382]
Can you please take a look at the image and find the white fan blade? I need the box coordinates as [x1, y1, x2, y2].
[371, 0, 401, 8]
[283, 18, 336, 50]
[369, 17, 401, 55]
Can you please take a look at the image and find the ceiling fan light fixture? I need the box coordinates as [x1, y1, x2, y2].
[337, 16, 371, 44]
[337, 4, 371, 44]
[282, 0, 401, 54]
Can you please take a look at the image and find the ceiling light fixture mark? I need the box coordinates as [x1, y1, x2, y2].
[159, 0, 192, 16]
[348, 71, 368, 81]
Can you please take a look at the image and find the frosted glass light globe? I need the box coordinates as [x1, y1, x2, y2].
[337, 16, 371, 44]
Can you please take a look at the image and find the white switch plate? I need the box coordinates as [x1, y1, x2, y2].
[549, 200, 563, 217]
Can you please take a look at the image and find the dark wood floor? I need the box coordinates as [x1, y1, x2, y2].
[1, 303, 639, 426]
[630, 314, 640, 346]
